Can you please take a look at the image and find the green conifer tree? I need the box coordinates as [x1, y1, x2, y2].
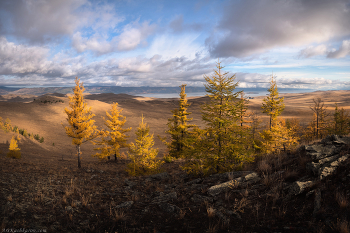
[127, 115, 163, 176]
[64, 77, 97, 168]
[183, 61, 254, 175]
[93, 102, 131, 161]
[331, 103, 349, 135]
[164, 84, 194, 158]
[262, 76, 285, 129]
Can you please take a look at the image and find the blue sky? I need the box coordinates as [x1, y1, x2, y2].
[0, 0, 349, 90]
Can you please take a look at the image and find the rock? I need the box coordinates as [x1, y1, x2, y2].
[185, 178, 202, 185]
[158, 202, 180, 214]
[215, 210, 229, 224]
[209, 171, 253, 180]
[66, 206, 73, 212]
[207, 178, 241, 196]
[191, 194, 213, 203]
[145, 172, 170, 182]
[321, 135, 347, 146]
[90, 174, 98, 180]
[244, 172, 261, 184]
[125, 179, 136, 187]
[319, 154, 349, 179]
[152, 192, 177, 203]
[306, 190, 315, 198]
[115, 201, 134, 209]
[290, 180, 315, 195]
[313, 189, 321, 216]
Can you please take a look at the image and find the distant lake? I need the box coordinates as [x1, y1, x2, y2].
[135, 88, 318, 98]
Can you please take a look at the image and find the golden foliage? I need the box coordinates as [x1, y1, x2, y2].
[182, 61, 254, 176]
[262, 76, 285, 129]
[7, 136, 21, 159]
[93, 102, 131, 160]
[127, 115, 163, 176]
[260, 118, 299, 154]
[63, 77, 97, 168]
[164, 84, 195, 158]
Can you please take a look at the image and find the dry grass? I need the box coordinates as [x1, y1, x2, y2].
[207, 223, 218, 233]
[233, 197, 249, 213]
[335, 191, 349, 209]
[206, 207, 215, 218]
[338, 219, 350, 233]
[178, 209, 186, 219]
[80, 194, 90, 207]
[257, 159, 272, 174]
[6, 195, 12, 202]
[113, 209, 126, 222]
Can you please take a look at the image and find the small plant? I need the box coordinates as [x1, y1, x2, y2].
[163, 154, 174, 163]
[40, 137, 44, 143]
[7, 136, 21, 159]
[206, 206, 215, 218]
[336, 191, 348, 209]
[34, 134, 40, 140]
[12, 125, 18, 132]
[113, 209, 126, 222]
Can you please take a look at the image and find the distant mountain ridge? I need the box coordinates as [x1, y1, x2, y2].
[0, 86, 323, 97]
[0, 86, 206, 96]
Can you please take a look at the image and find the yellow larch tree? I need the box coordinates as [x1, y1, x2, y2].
[64, 77, 97, 168]
[7, 136, 21, 159]
[183, 61, 254, 176]
[262, 75, 285, 129]
[93, 102, 131, 161]
[260, 119, 299, 154]
[164, 84, 195, 158]
[127, 115, 163, 176]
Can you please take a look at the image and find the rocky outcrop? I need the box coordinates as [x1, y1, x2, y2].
[304, 135, 350, 180]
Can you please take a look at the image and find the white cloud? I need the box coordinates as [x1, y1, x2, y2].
[169, 15, 203, 33]
[117, 21, 156, 51]
[72, 20, 156, 54]
[72, 32, 114, 54]
[207, 0, 350, 58]
[147, 33, 203, 59]
[0, 37, 50, 74]
[299, 45, 328, 58]
[327, 40, 350, 58]
[0, 0, 87, 43]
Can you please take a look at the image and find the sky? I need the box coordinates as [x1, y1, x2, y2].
[0, 0, 350, 90]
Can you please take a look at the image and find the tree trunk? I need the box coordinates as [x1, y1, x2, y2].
[114, 153, 117, 162]
[77, 145, 81, 168]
